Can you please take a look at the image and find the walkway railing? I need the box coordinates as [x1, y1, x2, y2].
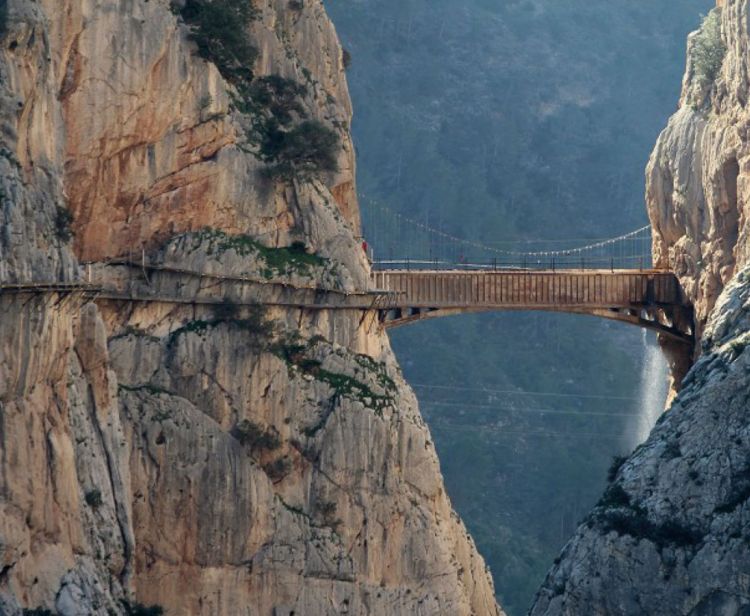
[372, 255, 654, 272]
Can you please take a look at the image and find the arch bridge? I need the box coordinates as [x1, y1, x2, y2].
[0, 225, 694, 344]
[371, 268, 694, 344]
[0, 266, 694, 344]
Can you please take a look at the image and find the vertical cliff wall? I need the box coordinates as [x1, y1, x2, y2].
[530, 2, 750, 614]
[646, 0, 750, 387]
[0, 1, 500, 614]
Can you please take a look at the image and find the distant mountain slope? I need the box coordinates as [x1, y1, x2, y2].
[533, 2, 750, 613]
[326, 1, 711, 614]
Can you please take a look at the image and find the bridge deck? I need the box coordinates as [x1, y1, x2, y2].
[371, 269, 685, 309]
[0, 268, 693, 343]
[372, 269, 693, 342]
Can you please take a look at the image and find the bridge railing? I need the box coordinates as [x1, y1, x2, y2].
[372, 254, 655, 272]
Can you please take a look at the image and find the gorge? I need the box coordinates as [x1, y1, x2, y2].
[2, 0, 750, 615]
[531, 1, 750, 613]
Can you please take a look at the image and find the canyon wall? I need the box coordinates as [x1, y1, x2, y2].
[531, 1, 750, 613]
[0, 1, 500, 614]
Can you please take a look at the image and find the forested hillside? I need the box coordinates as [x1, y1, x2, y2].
[326, 1, 711, 613]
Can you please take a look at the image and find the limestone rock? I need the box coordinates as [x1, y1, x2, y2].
[530, 266, 750, 615]
[531, 2, 750, 613]
[646, 0, 750, 335]
[0, 0, 501, 614]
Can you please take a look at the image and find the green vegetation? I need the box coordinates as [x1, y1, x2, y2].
[278, 495, 308, 518]
[594, 508, 703, 549]
[84, 489, 103, 509]
[54, 206, 74, 241]
[121, 601, 165, 616]
[692, 9, 726, 96]
[233, 420, 281, 450]
[262, 457, 292, 481]
[171, 0, 259, 85]
[198, 93, 213, 111]
[271, 336, 396, 413]
[172, 1, 340, 181]
[187, 228, 327, 279]
[258, 119, 340, 180]
[166, 319, 213, 347]
[607, 455, 628, 483]
[314, 500, 341, 529]
[597, 484, 631, 509]
[243, 76, 307, 125]
[118, 383, 174, 398]
[110, 326, 160, 343]
[166, 306, 274, 350]
[353, 353, 396, 393]
[662, 440, 682, 460]
[593, 480, 703, 548]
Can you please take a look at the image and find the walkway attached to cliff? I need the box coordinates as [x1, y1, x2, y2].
[0, 213, 694, 344]
[0, 266, 693, 344]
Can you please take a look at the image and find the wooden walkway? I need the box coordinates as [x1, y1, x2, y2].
[371, 269, 694, 343]
[0, 267, 694, 343]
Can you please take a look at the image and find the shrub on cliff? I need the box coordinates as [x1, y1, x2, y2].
[171, 1, 341, 182]
[54, 206, 74, 241]
[84, 489, 103, 509]
[263, 457, 292, 481]
[241, 79, 340, 181]
[245, 76, 308, 126]
[690, 9, 726, 108]
[172, 0, 259, 85]
[260, 119, 340, 180]
[121, 601, 164, 616]
[606, 455, 627, 483]
[233, 420, 281, 450]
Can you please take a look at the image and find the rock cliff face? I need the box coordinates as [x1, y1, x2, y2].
[646, 0, 750, 386]
[530, 2, 750, 613]
[0, 1, 500, 614]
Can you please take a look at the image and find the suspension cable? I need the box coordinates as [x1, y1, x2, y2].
[359, 193, 652, 259]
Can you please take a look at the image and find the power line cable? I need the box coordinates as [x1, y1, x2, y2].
[425, 423, 643, 439]
[419, 400, 642, 418]
[410, 382, 638, 401]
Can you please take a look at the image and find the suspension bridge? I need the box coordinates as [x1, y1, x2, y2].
[0, 197, 694, 343]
